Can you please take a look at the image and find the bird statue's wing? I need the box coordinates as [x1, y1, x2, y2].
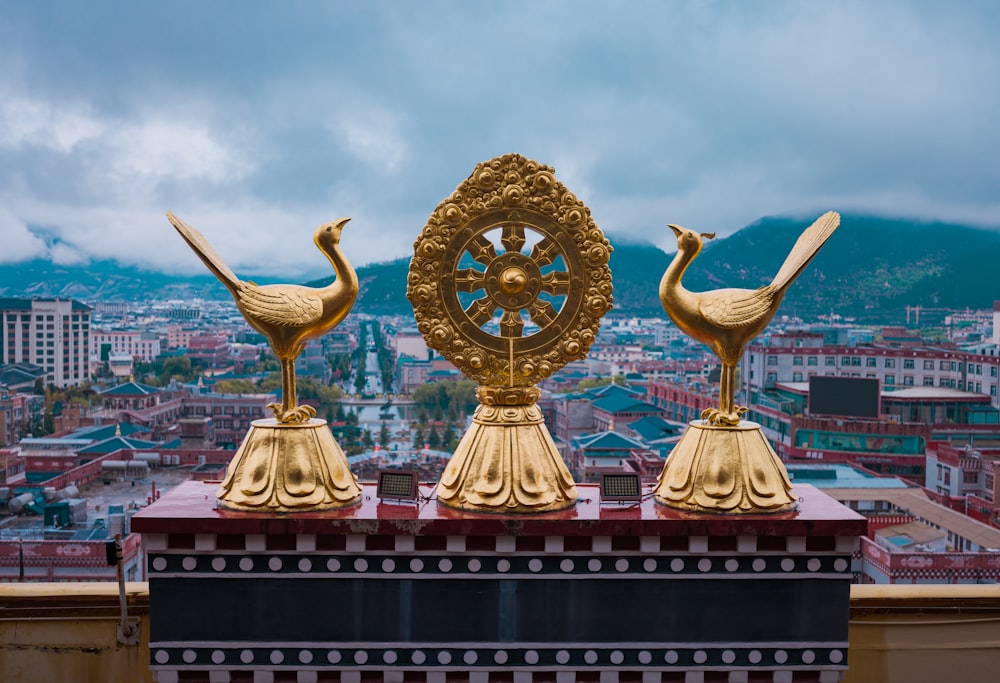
[770, 211, 841, 292]
[166, 212, 241, 292]
[699, 286, 777, 329]
[236, 284, 323, 327]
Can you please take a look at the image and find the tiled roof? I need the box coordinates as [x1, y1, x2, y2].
[627, 415, 684, 441]
[827, 487, 1000, 551]
[592, 393, 661, 415]
[76, 436, 162, 455]
[67, 423, 149, 441]
[571, 430, 645, 452]
[99, 381, 162, 397]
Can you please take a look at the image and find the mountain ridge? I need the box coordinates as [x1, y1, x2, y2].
[2, 214, 998, 323]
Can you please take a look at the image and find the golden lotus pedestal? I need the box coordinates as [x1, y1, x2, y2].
[436, 387, 577, 513]
[654, 419, 796, 513]
[217, 418, 361, 512]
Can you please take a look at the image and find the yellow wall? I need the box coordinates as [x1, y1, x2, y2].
[846, 584, 1000, 683]
[2, 582, 999, 683]
[0, 582, 151, 683]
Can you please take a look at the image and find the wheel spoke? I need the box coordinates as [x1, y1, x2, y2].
[501, 224, 526, 254]
[455, 268, 486, 293]
[527, 299, 558, 328]
[464, 298, 498, 328]
[466, 234, 498, 266]
[540, 270, 571, 296]
[529, 236, 560, 267]
[499, 310, 524, 338]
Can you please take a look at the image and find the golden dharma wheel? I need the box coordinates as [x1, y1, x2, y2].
[408, 154, 613, 388]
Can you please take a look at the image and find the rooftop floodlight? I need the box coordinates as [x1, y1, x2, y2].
[377, 469, 420, 503]
[599, 472, 643, 504]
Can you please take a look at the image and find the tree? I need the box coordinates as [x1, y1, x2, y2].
[441, 422, 457, 452]
[361, 429, 374, 450]
[427, 424, 441, 449]
[213, 379, 258, 394]
[572, 375, 628, 392]
[379, 422, 391, 450]
[412, 423, 425, 449]
[159, 356, 196, 385]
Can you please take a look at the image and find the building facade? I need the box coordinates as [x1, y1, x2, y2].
[0, 298, 91, 388]
[90, 330, 162, 363]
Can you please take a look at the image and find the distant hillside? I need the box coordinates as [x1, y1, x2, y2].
[304, 258, 412, 315]
[680, 214, 1000, 322]
[309, 214, 1000, 322]
[3, 214, 998, 323]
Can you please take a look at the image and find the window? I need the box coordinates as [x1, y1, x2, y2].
[964, 471, 978, 484]
[851, 357, 861, 366]
[767, 356, 778, 366]
[992, 385, 997, 397]
[793, 356, 803, 366]
[940, 360, 950, 371]
[766, 372, 777, 382]
[885, 375, 895, 385]
[841, 357, 851, 366]
[885, 358, 895, 368]
[924, 360, 934, 370]
[807, 356, 818, 366]
[825, 357, 836, 366]
[904, 359, 915, 369]
[792, 372, 803, 382]
[867, 357, 877, 367]
[992, 367, 998, 377]
[923, 377, 935, 386]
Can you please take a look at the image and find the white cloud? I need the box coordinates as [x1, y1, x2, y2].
[335, 109, 407, 173]
[0, 0, 998, 278]
[105, 118, 252, 185]
[0, 94, 103, 153]
[0, 210, 47, 263]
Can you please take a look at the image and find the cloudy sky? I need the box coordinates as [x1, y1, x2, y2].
[1, 1, 998, 278]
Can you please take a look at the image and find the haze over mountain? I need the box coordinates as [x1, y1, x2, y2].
[2, 214, 998, 324]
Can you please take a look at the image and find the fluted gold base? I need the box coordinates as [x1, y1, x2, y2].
[653, 420, 796, 514]
[218, 418, 361, 512]
[436, 388, 577, 513]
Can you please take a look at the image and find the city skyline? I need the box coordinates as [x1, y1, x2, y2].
[2, 1, 999, 278]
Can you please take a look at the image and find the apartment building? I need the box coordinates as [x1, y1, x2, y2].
[0, 298, 91, 388]
[90, 330, 162, 363]
[741, 334, 1000, 407]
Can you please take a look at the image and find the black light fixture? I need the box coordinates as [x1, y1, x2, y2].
[376, 469, 419, 502]
[599, 472, 643, 503]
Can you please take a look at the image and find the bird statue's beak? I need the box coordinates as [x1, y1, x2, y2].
[667, 224, 683, 238]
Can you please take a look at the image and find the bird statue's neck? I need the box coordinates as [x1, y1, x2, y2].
[659, 240, 700, 307]
[320, 240, 359, 298]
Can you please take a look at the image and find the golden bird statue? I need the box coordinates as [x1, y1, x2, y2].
[660, 211, 840, 426]
[166, 212, 359, 424]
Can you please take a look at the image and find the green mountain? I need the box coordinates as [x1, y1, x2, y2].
[677, 214, 1000, 322]
[3, 214, 998, 324]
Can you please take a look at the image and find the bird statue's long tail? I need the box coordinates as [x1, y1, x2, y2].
[770, 211, 840, 291]
[166, 212, 242, 297]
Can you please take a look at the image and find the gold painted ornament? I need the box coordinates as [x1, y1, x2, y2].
[409, 154, 613, 513]
[654, 212, 840, 513]
[167, 213, 362, 511]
